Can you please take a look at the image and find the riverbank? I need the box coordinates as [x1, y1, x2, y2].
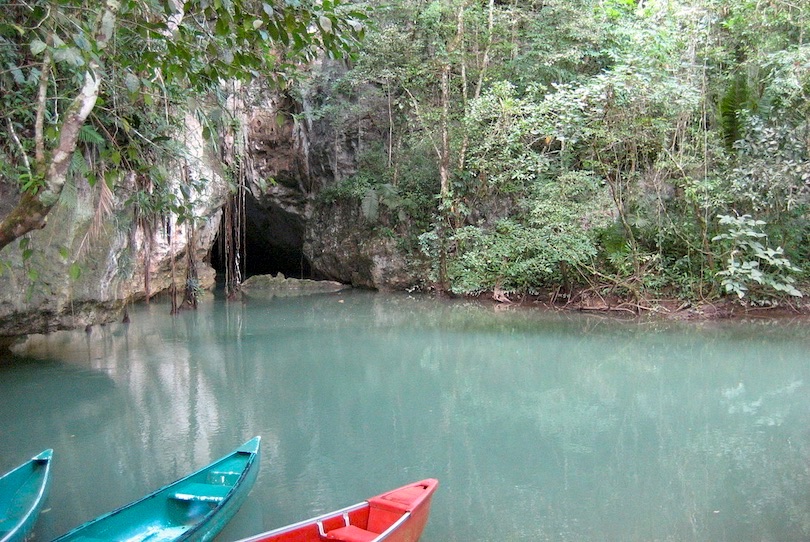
[472, 286, 810, 321]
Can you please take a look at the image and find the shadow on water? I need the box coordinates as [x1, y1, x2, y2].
[1, 291, 810, 541]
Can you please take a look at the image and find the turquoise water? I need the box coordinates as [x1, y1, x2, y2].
[1, 290, 809, 541]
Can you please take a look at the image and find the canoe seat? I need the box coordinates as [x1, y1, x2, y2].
[207, 470, 241, 486]
[134, 525, 190, 541]
[171, 482, 231, 503]
[322, 524, 378, 542]
[207, 457, 244, 485]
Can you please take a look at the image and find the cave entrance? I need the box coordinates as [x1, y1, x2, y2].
[211, 192, 313, 281]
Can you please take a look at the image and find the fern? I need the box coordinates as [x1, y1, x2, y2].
[78, 124, 106, 145]
[59, 175, 79, 211]
[719, 74, 749, 152]
[69, 150, 90, 178]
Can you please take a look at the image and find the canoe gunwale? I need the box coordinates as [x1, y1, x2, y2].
[372, 511, 411, 542]
[0, 449, 53, 542]
[240, 502, 368, 539]
[176, 445, 260, 541]
[234, 478, 438, 542]
[51, 437, 261, 542]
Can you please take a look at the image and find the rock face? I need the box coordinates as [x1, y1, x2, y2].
[240, 273, 348, 298]
[241, 70, 419, 289]
[306, 201, 415, 290]
[241, 96, 315, 278]
[0, 64, 420, 337]
[0, 113, 226, 337]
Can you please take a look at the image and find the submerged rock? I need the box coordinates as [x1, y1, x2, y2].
[239, 273, 349, 297]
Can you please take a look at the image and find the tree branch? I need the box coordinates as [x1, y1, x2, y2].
[35, 37, 52, 168]
[6, 119, 31, 176]
[0, 1, 119, 252]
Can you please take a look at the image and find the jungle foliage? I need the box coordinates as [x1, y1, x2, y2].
[2, 0, 808, 307]
[0, 0, 368, 251]
[318, 0, 809, 305]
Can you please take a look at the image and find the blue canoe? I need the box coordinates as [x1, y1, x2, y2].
[0, 448, 53, 542]
[53, 436, 261, 542]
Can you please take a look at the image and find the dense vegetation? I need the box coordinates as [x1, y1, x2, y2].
[0, 0, 366, 249]
[1, 0, 808, 308]
[316, 0, 809, 306]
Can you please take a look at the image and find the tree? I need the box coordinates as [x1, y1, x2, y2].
[0, 0, 368, 253]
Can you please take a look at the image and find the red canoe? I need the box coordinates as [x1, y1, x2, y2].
[235, 479, 438, 542]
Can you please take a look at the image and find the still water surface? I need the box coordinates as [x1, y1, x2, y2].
[1, 290, 809, 541]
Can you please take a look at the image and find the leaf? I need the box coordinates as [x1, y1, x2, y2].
[10, 65, 25, 85]
[30, 39, 47, 55]
[73, 32, 92, 51]
[53, 46, 85, 67]
[100, 10, 116, 43]
[125, 72, 141, 93]
[69, 262, 82, 280]
[319, 15, 333, 33]
[361, 189, 379, 221]
[79, 124, 105, 145]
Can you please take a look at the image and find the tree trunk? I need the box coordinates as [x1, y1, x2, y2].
[0, 3, 118, 253]
[436, 62, 452, 293]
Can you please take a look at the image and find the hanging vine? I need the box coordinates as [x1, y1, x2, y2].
[219, 180, 246, 299]
[218, 84, 250, 300]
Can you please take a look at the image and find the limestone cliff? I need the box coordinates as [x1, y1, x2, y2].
[238, 65, 419, 289]
[0, 113, 226, 337]
[0, 64, 420, 338]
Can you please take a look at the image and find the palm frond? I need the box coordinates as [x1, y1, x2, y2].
[77, 175, 115, 256]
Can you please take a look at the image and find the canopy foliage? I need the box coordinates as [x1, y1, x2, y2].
[319, 0, 809, 305]
[0, 0, 367, 250]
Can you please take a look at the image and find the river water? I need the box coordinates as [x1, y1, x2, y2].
[1, 290, 809, 541]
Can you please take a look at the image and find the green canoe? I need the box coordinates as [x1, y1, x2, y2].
[53, 436, 261, 542]
[0, 448, 53, 542]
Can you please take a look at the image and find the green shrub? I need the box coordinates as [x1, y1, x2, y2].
[713, 214, 803, 302]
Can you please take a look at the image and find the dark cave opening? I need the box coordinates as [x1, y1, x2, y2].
[210, 193, 314, 280]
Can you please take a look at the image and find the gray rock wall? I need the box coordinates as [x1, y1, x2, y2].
[0, 113, 226, 337]
[0, 67, 422, 337]
[241, 64, 420, 290]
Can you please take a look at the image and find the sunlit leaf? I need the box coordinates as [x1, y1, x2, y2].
[125, 72, 140, 93]
[69, 262, 82, 280]
[100, 10, 115, 42]
[30, 39, 46, 55]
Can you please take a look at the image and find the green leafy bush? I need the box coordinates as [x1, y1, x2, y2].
[443, 171, 609, 295]
[713, 214, 803, 302]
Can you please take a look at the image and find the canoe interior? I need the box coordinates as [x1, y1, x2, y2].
[54, 437, 260, 542]
[240, 479, 438, 542]
[0, 450, 52, 542]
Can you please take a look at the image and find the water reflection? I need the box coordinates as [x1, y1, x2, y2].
[1, 291, 809, 541]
